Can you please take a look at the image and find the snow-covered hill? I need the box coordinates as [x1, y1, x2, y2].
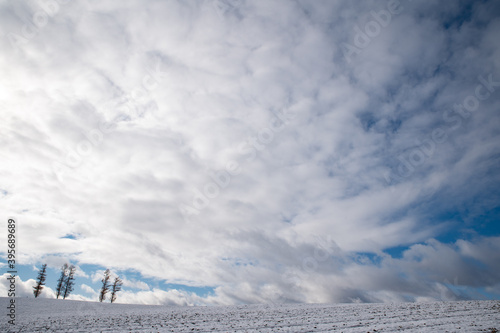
[1, 297, 499, 332]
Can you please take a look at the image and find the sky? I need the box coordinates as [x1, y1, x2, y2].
[1, 0, 500, 305]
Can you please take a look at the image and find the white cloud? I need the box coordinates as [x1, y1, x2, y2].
[122, 278, 150, 291]
[80, 284, 97, 297]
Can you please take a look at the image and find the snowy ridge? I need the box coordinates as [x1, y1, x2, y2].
[1, 298, 499, 332]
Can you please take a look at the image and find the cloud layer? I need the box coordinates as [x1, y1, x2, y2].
[1, 0, 499, 304]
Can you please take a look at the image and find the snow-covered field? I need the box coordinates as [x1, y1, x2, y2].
[1, 298, 499, 332]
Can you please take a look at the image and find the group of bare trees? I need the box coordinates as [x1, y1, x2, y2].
[98, 269, 123, 303]
[55, 263, 76, 299]
[32, 263, 75, 299]
[33, 264, 123, 303]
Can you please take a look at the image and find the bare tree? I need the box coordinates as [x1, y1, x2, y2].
[62, 265, 76, 299]
[55, 263, 68, 299]
[110, 276, 123, 303]
[33, 264, 47, 298]
[99, 269, 111, 302]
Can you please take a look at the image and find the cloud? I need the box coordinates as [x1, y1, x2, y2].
[80, 283, 97, 296]
[1, 0, 499, 304]
[122, 278, 150, 291]
[0, 274, 56, 299]
[1, 236, 499, 304]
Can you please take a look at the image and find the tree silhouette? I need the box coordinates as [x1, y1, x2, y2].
[55, 263, 68, 299]
[110, 276, 123, 303]
[99, 269, 111, 302]
[33, 264, 47, 298]
[62, 265, 76, 299]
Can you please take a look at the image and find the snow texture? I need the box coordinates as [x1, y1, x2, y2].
[1, 298, 499, 332]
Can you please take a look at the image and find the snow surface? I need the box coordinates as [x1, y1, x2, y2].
[1, 298, 499, 332]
